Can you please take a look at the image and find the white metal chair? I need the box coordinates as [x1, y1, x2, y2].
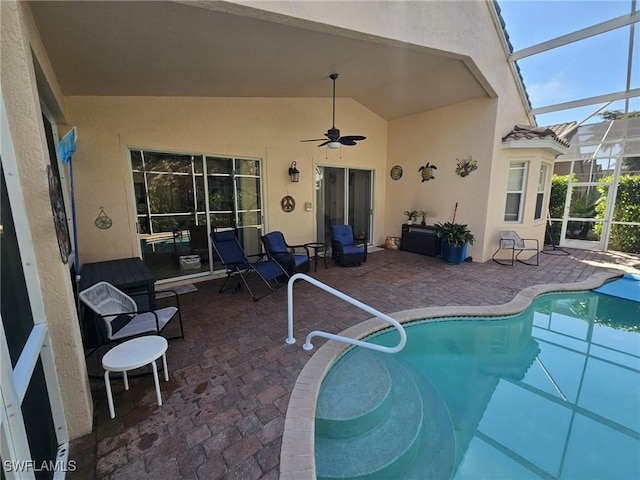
[492, 231, 539, 266]
[79, 281, 184, 358]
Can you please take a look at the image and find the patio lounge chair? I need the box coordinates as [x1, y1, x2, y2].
[261, 231, 310, 275]
[331, 224, 367, 266]
[79, 281, 184, 359]
[492, 230, 539, 266]
[210, 228, 289, 300]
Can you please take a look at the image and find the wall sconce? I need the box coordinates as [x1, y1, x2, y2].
[289, 161, 300, 183]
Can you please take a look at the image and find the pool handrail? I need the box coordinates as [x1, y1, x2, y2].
[286, 273, 407, 353]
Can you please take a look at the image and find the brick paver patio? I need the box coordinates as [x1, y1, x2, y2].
[68, 247, 640, 479]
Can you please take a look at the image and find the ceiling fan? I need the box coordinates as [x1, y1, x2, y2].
[301, 73, 366, 149]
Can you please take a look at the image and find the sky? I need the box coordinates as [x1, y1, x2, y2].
[496, 0, 638, 126]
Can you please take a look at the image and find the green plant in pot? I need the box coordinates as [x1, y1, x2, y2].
[418, 210, 430, 225]
[403, 210, 418, 225]
[434, 221, 475, 264]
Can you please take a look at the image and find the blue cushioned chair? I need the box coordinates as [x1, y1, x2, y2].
[210, 228, 288, 301]
[331, 225, 367, 267]
[261, 231, 310, 275]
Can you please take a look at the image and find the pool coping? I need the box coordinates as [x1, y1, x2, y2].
[279, 270, 625, 479]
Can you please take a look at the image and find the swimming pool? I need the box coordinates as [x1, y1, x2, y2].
[280, 272, 640, 479]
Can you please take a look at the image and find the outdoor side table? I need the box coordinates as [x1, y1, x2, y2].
[101, 335, 169, 419]
[304, 242, 329, 272]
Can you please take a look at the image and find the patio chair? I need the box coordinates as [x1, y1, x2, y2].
[331, 224, 367, 267]
[79, 281, 184, 359]
[261, 231, 310, 275]
[210, 228, 289, 300]
[492, 231, 539, 266]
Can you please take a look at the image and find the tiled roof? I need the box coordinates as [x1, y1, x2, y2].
[543, 121, 578, 140]
[502, 124, 571, 148]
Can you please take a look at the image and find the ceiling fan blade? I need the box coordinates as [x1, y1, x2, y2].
[302, 74, 367, 147]
[340, 135, 366, 142]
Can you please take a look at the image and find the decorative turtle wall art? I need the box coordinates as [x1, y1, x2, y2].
[418, 162, 437, 182]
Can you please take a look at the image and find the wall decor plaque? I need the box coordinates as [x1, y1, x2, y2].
[390, 165, 403, 180]
[281, 195, 295, 212]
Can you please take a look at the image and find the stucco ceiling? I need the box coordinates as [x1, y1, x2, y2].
[29, 1, 494, 120]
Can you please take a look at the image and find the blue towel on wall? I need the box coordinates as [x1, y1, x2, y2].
[58, 127, 76, 163]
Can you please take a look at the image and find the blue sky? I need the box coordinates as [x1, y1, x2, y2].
[497, 0, 638, 126]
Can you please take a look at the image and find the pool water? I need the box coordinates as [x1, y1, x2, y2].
[315, 291, 640, 479]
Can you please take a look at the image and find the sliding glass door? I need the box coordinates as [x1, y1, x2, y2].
[315, 166, 373, 245]
[131, 150, 263, 281]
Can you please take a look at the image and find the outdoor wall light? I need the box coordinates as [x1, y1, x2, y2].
[327, 141, 341, 149]
[289, 161, 300, 182]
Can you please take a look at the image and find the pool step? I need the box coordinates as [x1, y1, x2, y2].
[316, 350, 392, 438]
[315, 351, 424, 479]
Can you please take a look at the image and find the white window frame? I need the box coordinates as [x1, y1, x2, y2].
[534, 163, 549, 221]
[504, 161, 528, 223]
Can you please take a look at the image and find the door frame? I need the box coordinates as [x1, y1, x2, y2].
[315, 164, 374, 244]
[1, 95, 70, 479]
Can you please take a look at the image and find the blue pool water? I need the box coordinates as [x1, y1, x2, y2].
[315, 290, 640, 479]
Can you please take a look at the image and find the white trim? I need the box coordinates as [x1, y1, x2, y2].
[531, 89, 640, 116]
[12, 324, 47, 403]
[1, 319, 36, 480]
[510, 13, 639, 61]
[534, 163, 549, 221]
[1, 87, 69, 470]
[502, 139, 568, 155]
[504, 161, 528, 223]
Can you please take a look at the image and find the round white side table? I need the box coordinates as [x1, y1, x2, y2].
[102, 335, 169, 419]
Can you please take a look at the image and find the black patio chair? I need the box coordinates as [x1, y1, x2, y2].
[331, 224, 367, 267]
[261, 231, 310, 275]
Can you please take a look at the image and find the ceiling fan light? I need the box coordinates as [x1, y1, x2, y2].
[327, 141, 341, 149]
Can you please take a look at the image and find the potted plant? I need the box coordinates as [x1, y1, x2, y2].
[434, 221, 475, 264]
[418, 210, 430, 225]
[403, 210, 418, 225]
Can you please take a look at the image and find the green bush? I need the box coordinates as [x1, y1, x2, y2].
[547, 175, 571, 245]
[596, 175, 640, 253]
[549, 174, 570, 219]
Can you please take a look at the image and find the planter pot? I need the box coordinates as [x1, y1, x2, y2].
[407, 220, 413, 225]
[441, 242, 468, 265]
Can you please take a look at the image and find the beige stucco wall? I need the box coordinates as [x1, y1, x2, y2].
[63, 96, 387, 263]
[386, 98, 498, 261]
[230, 0, 534, 262]
[1, 1, 92, 439]
[489, 147, 561, 262]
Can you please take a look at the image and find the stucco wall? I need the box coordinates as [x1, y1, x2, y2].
[63, 96, 387, 263]
[490, 147, 559, 261]
[229, 0, 533, 262]
[1, 0, 92, 439]
[386, 98, 498, 261]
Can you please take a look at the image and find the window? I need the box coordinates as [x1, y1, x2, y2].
[534, 164, 549, 220]
[504, 161, 528, 222]
[131, 149, 264, 280]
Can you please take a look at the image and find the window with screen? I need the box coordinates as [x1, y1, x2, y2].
[504, 161, 528, 222]
[534, 164, 549, 220]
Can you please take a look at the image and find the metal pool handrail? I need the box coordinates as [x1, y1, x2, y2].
[286, 273, 407, 353]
